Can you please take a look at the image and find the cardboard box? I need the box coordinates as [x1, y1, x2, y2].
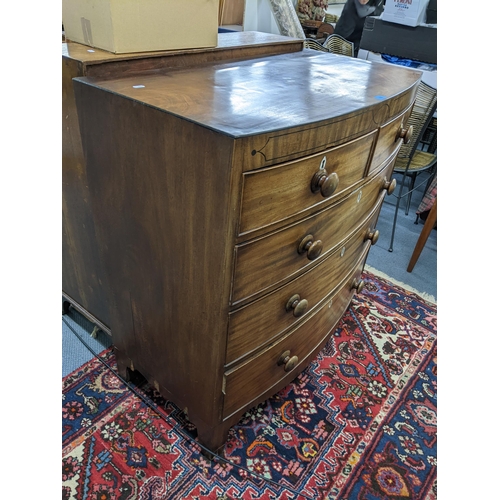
[62, 0, 219, 54]
[382, 0, 429, 28]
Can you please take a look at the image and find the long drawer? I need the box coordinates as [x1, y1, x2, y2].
[223, 249, 368, 419]
[238, 130, 377, 235]
[226, 197, 383, 365]
[231, 148, 398, 306]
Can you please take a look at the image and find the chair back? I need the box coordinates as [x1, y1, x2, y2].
[323, 34, 354, 57]
[303, 38, 329, 52]
[399, 82, 437, 161]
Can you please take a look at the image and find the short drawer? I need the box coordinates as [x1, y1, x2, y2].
[238, 130, 377, 235]
[369, 106, 412, 174]
[226, 200, 382, 365]
[231, 150, 397, 306]
[223, 251, 368, 419]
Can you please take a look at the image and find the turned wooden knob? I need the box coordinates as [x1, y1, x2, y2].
[382, 177, 397, 195]
[278, 350, 299, 372]
[365, 228, 379, 246]
[398, 124, 413, 144]
[352, 278, 365, 294]
[298, 234, 323, 260]
[286, 294, 309, 317]
[311, 170, 339, 198]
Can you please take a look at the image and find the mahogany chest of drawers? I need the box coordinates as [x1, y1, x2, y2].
[62, 31, 304, 332]
[73, 49, 421, 451]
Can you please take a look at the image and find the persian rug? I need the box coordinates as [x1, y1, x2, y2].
[62, 271, 437, 499]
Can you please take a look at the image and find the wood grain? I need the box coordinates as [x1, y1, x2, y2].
[231, 151, 399, 306]
[71, 50, 420, 451]
[223, 250, 369, 418]
[226, 200, 383, 365]
[238, 131, 376, 234]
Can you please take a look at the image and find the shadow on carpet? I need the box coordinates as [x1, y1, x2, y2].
[62, 271, 437, 499]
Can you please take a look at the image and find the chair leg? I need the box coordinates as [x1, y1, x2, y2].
[388, 173, 407, 252]
[405, 172, 417, 215]
[407, 198, 437, 272]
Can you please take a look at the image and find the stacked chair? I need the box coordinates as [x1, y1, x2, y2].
[304, 33, 354, 57]
[388, 81, 437, 252]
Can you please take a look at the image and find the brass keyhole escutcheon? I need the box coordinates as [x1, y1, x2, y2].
[286, 294, 309, 317]
[311, 157, 339, 198]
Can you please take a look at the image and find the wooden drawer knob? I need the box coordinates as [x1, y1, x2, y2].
[398, 124, 413, 144]
[365, 228, 379, 246]
[382, 177, 397, 195]
[278, 350, 299, 372]
[351, 278, 365, 294]
[286, 294, 309, 317]
[311, 170, 339, 198]
[298, 234, 323, 260]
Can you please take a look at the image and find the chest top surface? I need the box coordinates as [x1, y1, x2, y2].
[75, 50, 421, 138]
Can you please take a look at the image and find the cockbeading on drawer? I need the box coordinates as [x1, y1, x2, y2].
[226, 197, 384, 366]
[222, 248, 370, 419]
[238, 131, 377, 236]
[231, 147, 399, 306]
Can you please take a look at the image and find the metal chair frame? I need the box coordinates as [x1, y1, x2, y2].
[388, 81, 437, 252]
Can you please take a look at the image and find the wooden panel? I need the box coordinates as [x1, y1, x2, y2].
[239, 131, 376, 235]
[223, 251, 368, 418]
[61, 31, 303, 327]
[73, 81, 239, 422]
[227, 199, 383, 365]
[220, 0, 245, 25]
[231, 151, 398, 306]
[62, 56, 111, 328]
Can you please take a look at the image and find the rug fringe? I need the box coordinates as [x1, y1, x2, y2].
[364, 264, 437, 305]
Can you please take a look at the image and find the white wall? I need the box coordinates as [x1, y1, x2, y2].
[243, 1, 345, 35]
[243, 0, 280, 34]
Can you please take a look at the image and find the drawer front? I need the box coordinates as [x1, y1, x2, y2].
[231, 149, 397, 306]
[226, 199, 382, 365]
[223, 251, 368, 419]
[239, 131, 377, 235]
[370, 106, 412, 174]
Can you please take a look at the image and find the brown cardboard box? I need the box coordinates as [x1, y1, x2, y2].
[62, 0, 219, 54]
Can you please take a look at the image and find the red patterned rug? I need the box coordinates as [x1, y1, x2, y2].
[62, 271, 437, 499]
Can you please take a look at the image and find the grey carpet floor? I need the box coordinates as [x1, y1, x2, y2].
[366, 171, 437, 301]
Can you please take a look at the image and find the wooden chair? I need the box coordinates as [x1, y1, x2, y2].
[323, 34, 354, 57]
[388, 81, 437, 252]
